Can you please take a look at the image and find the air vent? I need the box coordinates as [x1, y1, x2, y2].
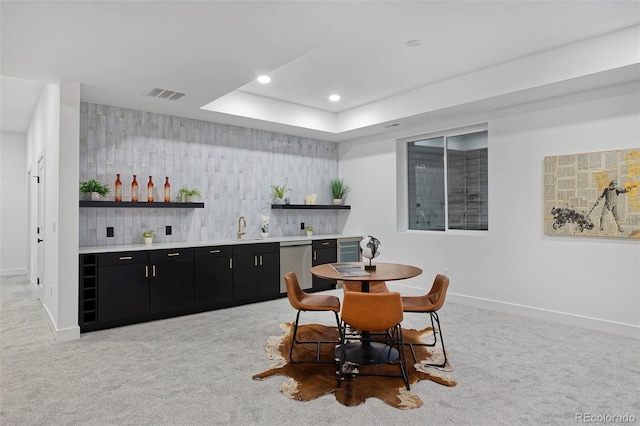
[143, 88, 186, 101]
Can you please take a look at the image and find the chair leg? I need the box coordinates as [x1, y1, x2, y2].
[406, 311, 447, 368]
[396, 325, 410, 390]
[337, 320, 347, 388]
[290, 309, 341, 364]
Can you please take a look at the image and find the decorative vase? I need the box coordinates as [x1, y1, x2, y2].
[131, 175, 139, 202]
[261, 232, 269, 239]
[115, 174, 122, 202]
[164, 177, 170, 202]
[144, 237, 152, 245]
[90, 192, 102, 201]
[333, 198, 343, 205]
[306, 231, 313, 237]
[147, 176, 154, 202]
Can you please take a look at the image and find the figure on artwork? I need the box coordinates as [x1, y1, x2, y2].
[590, 180, 637, 233]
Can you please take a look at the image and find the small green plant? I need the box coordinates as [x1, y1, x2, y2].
[79, 179, 110, 196]
[305, 226, 313, 232]
[178, 186, 201, 201]
[270, 184, 291, 201]
[143, 230, 155, 238]
[329, 178, 350, 200]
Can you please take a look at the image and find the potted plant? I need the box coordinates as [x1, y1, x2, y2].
[329, 178, 350, 205]
[178, 186, 201, 202]
[305, 225, 313, 237]
[270, 184, 290, 204]
[80, 179, 110, 201]
[143, 230, 155, 245]
[260, 215, 270, 238]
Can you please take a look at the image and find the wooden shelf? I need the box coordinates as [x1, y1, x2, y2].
[80, 201, 204, 208]
[271, 204, 350, 210]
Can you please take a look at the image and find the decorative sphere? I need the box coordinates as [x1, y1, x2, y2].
[360, 236, 381, 260]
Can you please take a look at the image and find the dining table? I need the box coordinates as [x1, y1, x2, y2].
[310, 261, 423, 364]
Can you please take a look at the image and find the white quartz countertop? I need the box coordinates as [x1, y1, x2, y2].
[79, 234, 363, 254]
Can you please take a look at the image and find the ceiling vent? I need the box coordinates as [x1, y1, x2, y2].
[143, 88, 186, 101]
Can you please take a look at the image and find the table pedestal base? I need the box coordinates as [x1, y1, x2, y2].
[335, 342, 399, 364]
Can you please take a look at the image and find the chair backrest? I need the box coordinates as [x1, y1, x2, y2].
[341, 292, 403, 332]
[284, 271, 307, 311]
[426, 274, 450, 311]
[343, 281, 389, 293]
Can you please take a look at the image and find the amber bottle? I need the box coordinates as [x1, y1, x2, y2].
[164, 177, 171, 202]
[115, 174, 122, 202]
[147, 176, 154, 202]
[131, 175, 139, 202]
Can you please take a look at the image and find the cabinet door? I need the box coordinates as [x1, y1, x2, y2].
[150, 249, 195, 315]
[312, 240, 337, 290]
[98, 263, 149, 324]
[232, 253, 258, 302]
[194, 256, 233, 307]
[257, 251, 280, 299]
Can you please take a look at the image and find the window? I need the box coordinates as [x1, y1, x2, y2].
[407, 129, 488, 231]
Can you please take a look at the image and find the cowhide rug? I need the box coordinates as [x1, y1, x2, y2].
[252, 323, 456, 409]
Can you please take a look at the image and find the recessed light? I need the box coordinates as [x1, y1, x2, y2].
[329, 94, 341, 102]
[257, 75, 271, 84]
[406, 39, 421, 48]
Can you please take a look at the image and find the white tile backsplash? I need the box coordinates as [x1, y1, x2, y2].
[79, 102, 341, 246]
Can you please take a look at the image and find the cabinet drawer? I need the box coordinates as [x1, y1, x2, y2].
[233, 242, 279, 255]
[150, 248, 194, 262]
[194, 246, 233, 258]
[313, 239, 337, 249]
[99, 251, 149, 267]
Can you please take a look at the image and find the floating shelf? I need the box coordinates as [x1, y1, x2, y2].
[80, 201, 204, 208]
[271, 204, 350, 210]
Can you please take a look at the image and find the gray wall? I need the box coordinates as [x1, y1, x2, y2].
[79, 103, 340, 246]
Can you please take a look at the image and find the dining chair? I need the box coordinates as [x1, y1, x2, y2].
[342, 281, 389, 293]
[337, 291, 410, 390]
[401, 274, 450, 367]
[283, 271, 341, 363]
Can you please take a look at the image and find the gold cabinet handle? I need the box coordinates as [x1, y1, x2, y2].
[210, 249, 221, 254]
[167, 252, 180, 257]
[313, 251, 317, 260]
[259, 255, 263, 266]
[229, 258, 233, 269]
[152, 265, 156, 277]
[322, 242, 330, 246]
[119, 256, 133, 260]
[145, 265, 148, 278]
[254, 256, 258, 267]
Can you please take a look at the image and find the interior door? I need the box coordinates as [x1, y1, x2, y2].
[36, 154, 45, 301]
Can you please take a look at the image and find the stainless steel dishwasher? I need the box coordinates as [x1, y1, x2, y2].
[280, 240, 313, 292]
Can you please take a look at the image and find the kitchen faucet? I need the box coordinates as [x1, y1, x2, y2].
[237, 216, 247, 239]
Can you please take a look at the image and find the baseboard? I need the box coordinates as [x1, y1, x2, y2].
[42, 303, 81, 342]
[0, 268, 28, 276]
[393, 283, 639, 339]
[446, 293, 639, 339]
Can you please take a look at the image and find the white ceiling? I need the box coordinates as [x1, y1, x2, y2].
[1, 1, 639, 140]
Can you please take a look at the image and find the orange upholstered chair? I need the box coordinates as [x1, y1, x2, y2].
[401, 274, 450, 367]
[284, 271, 341, 363]
[337, 292, 409, 390]
[342, 281, 390, 293]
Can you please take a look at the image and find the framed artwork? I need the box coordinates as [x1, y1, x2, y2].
[544, 148, 640, 239]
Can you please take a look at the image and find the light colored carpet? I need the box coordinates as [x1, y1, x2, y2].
[1, 275, 638, 425]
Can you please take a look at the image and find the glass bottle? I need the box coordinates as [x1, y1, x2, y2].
[114, 174, 122, 202]
[147, 176, 154, 202]
[164, 177, 171, 202]
[131, 175, 138, 202]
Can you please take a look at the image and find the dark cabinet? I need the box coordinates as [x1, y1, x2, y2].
[149, 248, 195, 315]
[97, 251, 150, 326]
[312, 239, 337, 291]
[194, 245, 233, 309]
[233, 243, 280, 302]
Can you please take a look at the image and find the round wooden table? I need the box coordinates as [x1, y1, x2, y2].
[311, 262, 423, 364]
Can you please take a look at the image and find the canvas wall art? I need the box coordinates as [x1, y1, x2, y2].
[544, 148, 640, 239]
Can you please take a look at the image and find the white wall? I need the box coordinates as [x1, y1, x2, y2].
[26, 81, 80, 341]
[0, 132, 29, 275]
[340, 85, 640, 337]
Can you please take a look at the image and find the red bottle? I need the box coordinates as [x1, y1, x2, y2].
[164, 177, 171, 202]
[131, 175, 138, 202]
[147, 176, 154, 202]
[115, 174, 122, 202]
